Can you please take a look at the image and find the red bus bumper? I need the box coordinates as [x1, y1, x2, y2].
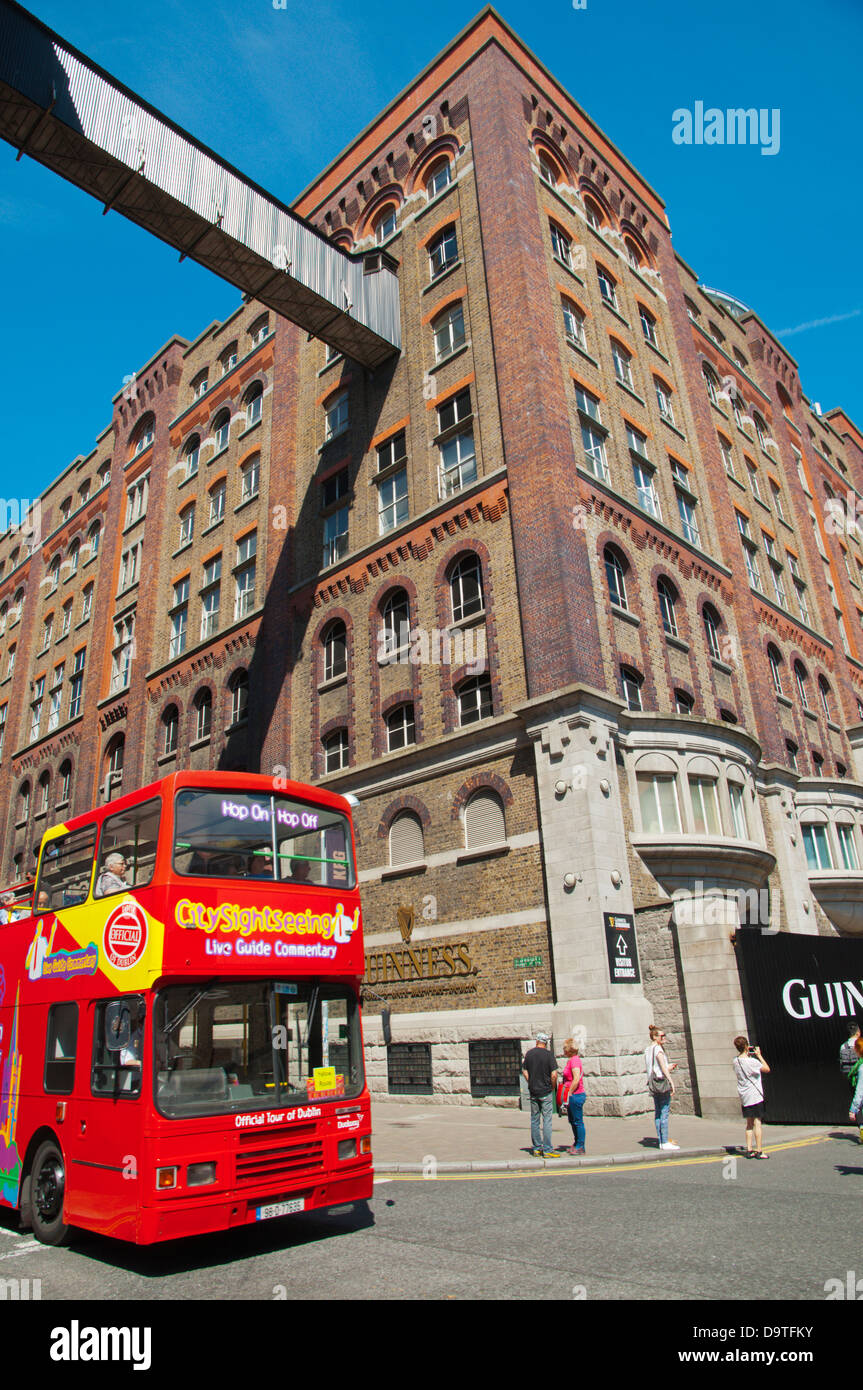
[136, 1163, 373, 1244]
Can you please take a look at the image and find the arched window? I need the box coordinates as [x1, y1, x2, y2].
[67, 540, 80, 576]
[380, 589, 410, 661]
[604, 546, 628, 610]
[131, 414, 155, 457]
[818, 675, 833, 720]
[213, 409, 231, 454]
[374, 205, 398, 244]
[18, 781, 31, 823]
[183, 434, 201, 478]
[621, 666, 643, 711]
[194, 688, 212, 742]
[323, 621, 348, 682]
[456, 675, 493, 726]
[703, 364, 720, 405]
[38, 772, 50, 815]
[624, 236, 643, 269]
[464, 790, 505, 849]
[323, 728, 349, 773]
[386, 703, 415, 751]
[657, 578, 678, 637]
[98, 461, 111, 488]
[584, 195, 605, 230]
[537, 153, 558, 188]
[47, 556, 60, 593]
[794, 660, 810, 709]
[105, 735, 124, 799]
[449, 554, 484, 624]
[426, 158, 452, 199]
[220, 341, 238, 376]
[244, 382, 263, 427]
[703, 604, 722, 661]
[229, 670, 249, 726]
[249, 314, 269, 346]
[767, 644, 783, 695]
[162, 705, 179, 757]
[58, 760, 72, 805]
[753, 413, 769, 450]
[87, 521, 101, 559]
[433, 303, 466, 361]
[389, 811, 424, 866]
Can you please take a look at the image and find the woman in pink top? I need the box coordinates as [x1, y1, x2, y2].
[561, 1038, 586, 1155]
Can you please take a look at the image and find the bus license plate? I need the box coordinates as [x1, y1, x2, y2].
[255, 1198, 305, 1221]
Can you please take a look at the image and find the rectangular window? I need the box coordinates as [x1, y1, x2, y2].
[91, 997, 145, 1098]
[429, 226, 458, 278]
[179, 506, 195, 548]
[676, 490, 700, 546]
[68, 649, 85, 719]
[209, 483, 226, 527]
[29, 676, 44, 741]
[170, 578, 190, 659]
[728, 782, 748, 839]
[325, 393, 349, 442]
[377, 433, 407, 475]
[125, 476, 149, 527]
[44, 1003, 78, 1095]
[323, 507, 349, 566]
[439, 432, 477, 498]
[689, 776, 722, 836]
[234, 534, 257, 620]
[837, 823, 859, 871]
[201, 557, 222, 640]
[626, 424, 649, 459]
[48, 664, 64, 731]
[575, 386, 601, 422]
[632, 460, 660, 518]
[240, 457, 260, 502]
[437, 389, 471, 434]
[36, 822, 98, 911]
[321, 468, 349, 510]
[581, 423, 608, 481]
[802, 823, 833, 871]
[110, 613, 135, 693]
[468, 1040, 521, 1098]
[387, 1042, 433, 1096]
[379, 468, 409, 533]
[637, 774, 681, 834]
[96, 799, 161, 898]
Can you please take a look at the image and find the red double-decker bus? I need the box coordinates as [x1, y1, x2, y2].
[0, 771, 372, 1245]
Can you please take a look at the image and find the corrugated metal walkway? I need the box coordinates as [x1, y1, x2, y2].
[0, 0, 400, 368]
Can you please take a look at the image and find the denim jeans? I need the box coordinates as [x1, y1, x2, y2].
[530, 1093, 554, 1152]
[653, 1091, 671, 1144]
[567, 1092, 586, 1148]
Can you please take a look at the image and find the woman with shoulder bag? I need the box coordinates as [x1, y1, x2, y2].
[645, 1024, 678, 1151]
[561, 1038, 587, 1155]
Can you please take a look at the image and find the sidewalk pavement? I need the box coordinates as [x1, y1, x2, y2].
[370, 1099, 838, 1174]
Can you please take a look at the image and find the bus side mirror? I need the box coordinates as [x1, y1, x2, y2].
[381, 1008, 392, 1047]
[105, 1000, 131, 1052]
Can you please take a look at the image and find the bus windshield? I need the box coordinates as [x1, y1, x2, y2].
[154, 980, 363, 1118]
[173, 789, 354, 888]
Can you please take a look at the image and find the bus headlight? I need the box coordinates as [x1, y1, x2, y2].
[187, 1162, 217, 1187]
[337, 1139, 356, 1161]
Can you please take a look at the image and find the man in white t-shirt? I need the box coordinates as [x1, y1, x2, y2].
[733, 1035, 771, 1159]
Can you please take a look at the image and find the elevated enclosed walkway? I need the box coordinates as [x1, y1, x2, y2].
[0, 0, 400, 368]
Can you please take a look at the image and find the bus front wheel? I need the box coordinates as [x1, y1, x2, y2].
[30, 1140, 73, 1246]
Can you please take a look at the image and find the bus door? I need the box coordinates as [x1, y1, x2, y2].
[67, 994, 145, 1240]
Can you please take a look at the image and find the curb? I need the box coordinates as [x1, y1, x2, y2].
[374, 1144, 733, 1175]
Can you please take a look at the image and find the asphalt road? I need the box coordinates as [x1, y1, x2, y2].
[2, 1132, 859, 1305]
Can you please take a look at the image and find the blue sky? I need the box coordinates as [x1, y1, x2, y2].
[1, 0, 861, 507]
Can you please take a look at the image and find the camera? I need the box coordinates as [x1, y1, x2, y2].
[747, 1046, 757, 1055]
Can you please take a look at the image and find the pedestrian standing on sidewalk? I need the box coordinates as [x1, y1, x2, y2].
[839, 1022, 861, 1087]
[732, 1035, 770, 1159]
[522, 1032, 561, 1158]
[848, 1036, 863, 1144]
[645, 1025, 678, 1151]
[561, 1038, 586, 1155]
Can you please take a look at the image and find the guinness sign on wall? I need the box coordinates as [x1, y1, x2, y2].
[736, 932, 863, 1123]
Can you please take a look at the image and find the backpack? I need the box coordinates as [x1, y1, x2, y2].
[840, 1039, 860, 1079]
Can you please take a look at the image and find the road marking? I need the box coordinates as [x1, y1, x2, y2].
[382, 1135, 832, 1183]
[0, 1241, 39, 1261]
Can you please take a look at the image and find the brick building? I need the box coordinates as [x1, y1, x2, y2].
[2, 8, 863, 1115]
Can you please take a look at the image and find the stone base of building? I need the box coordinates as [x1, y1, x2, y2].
[363, 997, 657, 1116]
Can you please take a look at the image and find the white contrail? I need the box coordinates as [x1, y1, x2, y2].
[776, 309, 860, 338]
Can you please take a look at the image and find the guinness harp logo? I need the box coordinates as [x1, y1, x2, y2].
[397, 904, 415, 943]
